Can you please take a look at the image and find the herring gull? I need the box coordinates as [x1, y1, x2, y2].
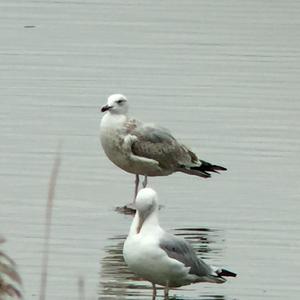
[100, 94, 226, 207]
[123, 188, 236, 299]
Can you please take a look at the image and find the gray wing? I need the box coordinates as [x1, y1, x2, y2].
[159, 232, 212, 277]
[124, 119, 199, 170]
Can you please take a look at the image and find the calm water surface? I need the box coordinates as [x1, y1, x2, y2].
[1, 1, 300, 300]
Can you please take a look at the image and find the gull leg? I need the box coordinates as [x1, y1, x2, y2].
[142, 175, 148, 188]
[117, 174, 139, 213]
[134, 174, 140, 203]
[164, 284, 169, 300]
[164, 281, 169, 300]
[152, 283, 157, 300]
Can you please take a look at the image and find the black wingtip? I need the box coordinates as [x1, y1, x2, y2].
[191, 160, 227, 175]
[201, 171, 211, 178]
[218, 269, 237, 277]
[212, 165, 227, 171]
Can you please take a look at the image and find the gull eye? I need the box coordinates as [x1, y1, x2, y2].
[116, 99, 125, 104]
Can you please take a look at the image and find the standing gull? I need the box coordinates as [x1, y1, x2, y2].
[100, 94, 226, 206]
[123, 188, 236, 299]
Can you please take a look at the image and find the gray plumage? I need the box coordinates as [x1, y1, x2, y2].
[126, 120, 202, 173]
[159, 232, 213, 278]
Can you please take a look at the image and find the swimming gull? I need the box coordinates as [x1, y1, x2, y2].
[100, 94, 226, 206]
[123, 188, 236, 299]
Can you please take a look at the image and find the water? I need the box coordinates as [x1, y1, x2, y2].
[1, 1, 300, 299]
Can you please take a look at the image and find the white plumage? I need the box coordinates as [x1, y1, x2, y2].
[123, 188, 236, 299]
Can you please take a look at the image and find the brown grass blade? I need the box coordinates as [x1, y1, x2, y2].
[39, 146, 61, 300]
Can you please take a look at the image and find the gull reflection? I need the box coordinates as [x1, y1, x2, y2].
[99, 228, 226, 300]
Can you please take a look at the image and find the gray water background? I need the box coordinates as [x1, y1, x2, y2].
[1, 1, 300, 299]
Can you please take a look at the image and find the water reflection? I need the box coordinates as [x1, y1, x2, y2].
[172, 228, 223, 260]
[174, 296, 225, 300]
[99, 228, 225, 300]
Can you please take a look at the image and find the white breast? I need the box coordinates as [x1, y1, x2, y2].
[123, 227, 190, 287]
[100, 113, 165, 176]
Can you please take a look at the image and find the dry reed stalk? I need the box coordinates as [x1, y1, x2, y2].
[38, 147, 61, 300]
[77, 277, 85, 300]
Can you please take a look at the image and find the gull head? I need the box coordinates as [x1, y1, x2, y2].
[101, 94, 129, 115]
[136, 187, 158, 213]
[135, 188, 158, 233]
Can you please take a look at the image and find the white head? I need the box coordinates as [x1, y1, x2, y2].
[135, 188, 159, 233]
[101, 94, 129, 115]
